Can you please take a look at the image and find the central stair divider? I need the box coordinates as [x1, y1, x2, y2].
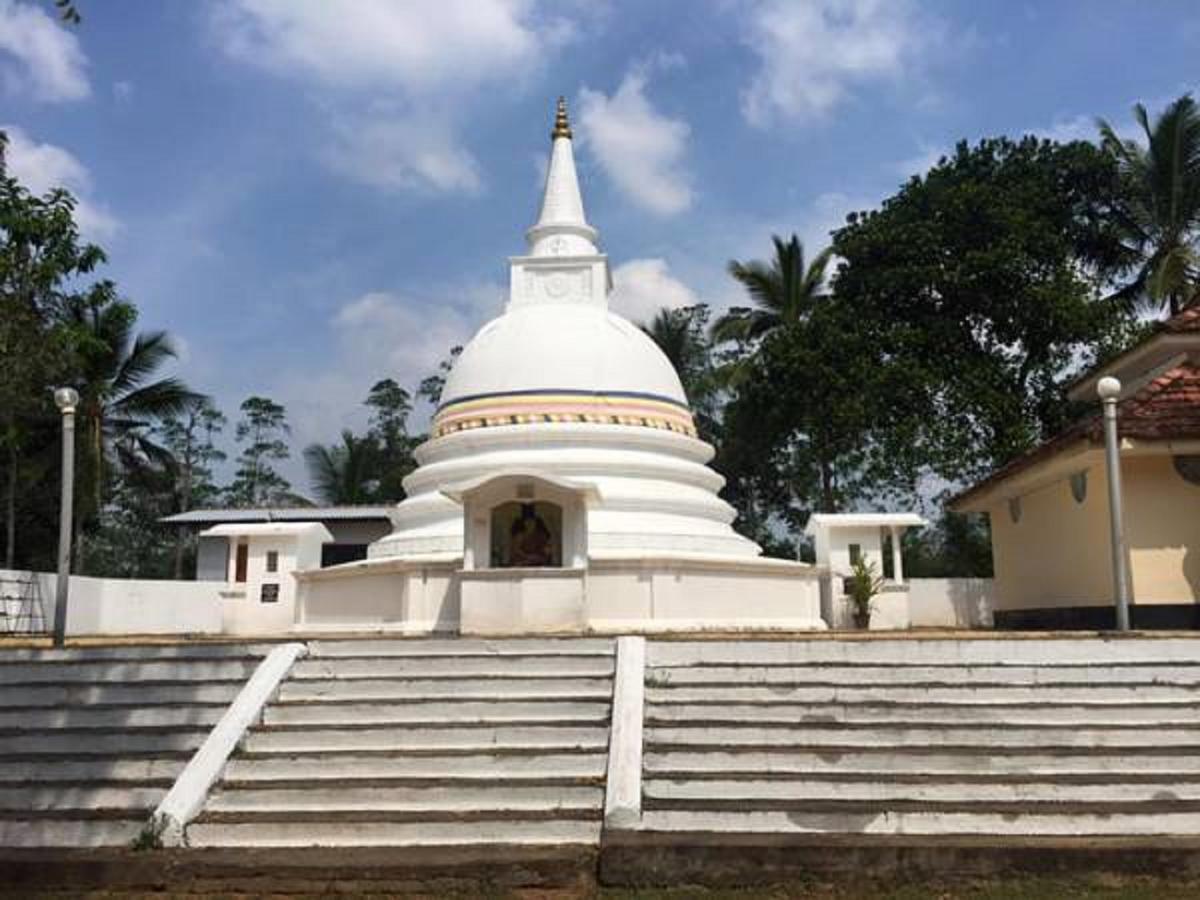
[152, 642, 308, 846]
[603, 636, 645, 829]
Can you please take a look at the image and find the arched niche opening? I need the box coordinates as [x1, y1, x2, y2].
[491, 501, 563, 568]
[444, 471, 595, 571]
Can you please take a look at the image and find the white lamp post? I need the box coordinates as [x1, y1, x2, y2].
[1097, 376, 1131, 632]
[52, 387, 79, 648]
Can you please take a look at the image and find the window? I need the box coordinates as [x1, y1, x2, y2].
[265, 550, 279, 573]
[490, 501, 563, 568]
[234, 543, 248, 583]
[260, 583, 279, 604]
[848, 543, 862, 566]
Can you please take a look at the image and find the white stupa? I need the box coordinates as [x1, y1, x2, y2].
[298, 99, 824, 634]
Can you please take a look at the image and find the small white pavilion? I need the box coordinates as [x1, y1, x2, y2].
[297, 99, 825, 634]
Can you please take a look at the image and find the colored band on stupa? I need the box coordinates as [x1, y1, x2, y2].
[433, 389, 697, 439]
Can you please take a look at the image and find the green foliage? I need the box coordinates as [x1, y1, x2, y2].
[304, 430, 380, 505]
[1099, 94, 1200, 317]
[416, 346, 462, 408]
[365, 378, 418, 500]
[714, 234, 832, 345]
[902, 512, 994, 578]
[846, 556, 886, 620]
[640, 305, 721, 443]
[227, 396, 293, 507]
[832, 135, 1136, 482]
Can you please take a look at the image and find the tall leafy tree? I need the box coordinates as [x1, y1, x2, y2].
[641, 305, 720, 442]
[158, 398, 226, 577]
[1099, 94, 1200, 316]
[63, 293, 200, 527]
[416, 346, 463, 408]
[713, 235, 833, 344]
[832, 136, 1135, 482]
[304, 431, 379, 505]
[1, 132, 104, 567]
[365, 378, 417, 500]
[227, 396, 293, 507]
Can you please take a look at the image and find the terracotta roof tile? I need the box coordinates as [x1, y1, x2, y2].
[1163, 304, 1200, 333]
[951, 362, 1200, 509]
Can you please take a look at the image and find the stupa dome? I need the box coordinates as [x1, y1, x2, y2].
[370, 97, 758, 561]
[438, 303, 690, 433]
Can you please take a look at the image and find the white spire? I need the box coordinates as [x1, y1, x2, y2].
[526, 97, 599, 257]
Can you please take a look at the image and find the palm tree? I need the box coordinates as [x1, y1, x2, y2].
[1099, 95, 1200, 317]
[304, 431, 379, 505]
[712, 234, 833, 344]
[641, 306, 720, 443]
[66, 294, 201, 524]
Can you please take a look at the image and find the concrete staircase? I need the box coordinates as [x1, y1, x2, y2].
[187, 638, 615, 848]
[0, 643, 270, 847]
[639, 638, 1200, 837]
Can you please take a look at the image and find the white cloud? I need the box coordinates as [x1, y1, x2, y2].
[0, 0, 88, 102]
[273, 282, 501, 453]
[610, 258, 700, 324]
[211, 0, 572, 194]
[2, 125, 119, 239]
[577, 70, 692, 216]
[740, 0, 938, 127]
[324, 107, 482, 194]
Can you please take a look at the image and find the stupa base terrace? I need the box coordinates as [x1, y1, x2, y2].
[5, 632, 1200, 891]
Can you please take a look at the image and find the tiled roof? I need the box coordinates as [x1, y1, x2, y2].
[1099, 362, 1200, 441]
[951, 362, 1200, 509]
[1164, 304, 1200, 333]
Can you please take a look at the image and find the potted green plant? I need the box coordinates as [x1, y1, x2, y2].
[845, 557, 885, 629]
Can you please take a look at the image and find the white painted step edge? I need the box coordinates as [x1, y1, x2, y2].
[604, 635, 644, 830]
[151, 641, 307, 847]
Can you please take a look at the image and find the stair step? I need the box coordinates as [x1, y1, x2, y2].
[642, 778, 1200, 805]
[279, 677, 612, 702]
[293, 656, 614, 679]
[186, 818, 602, 847]
[646, 664, 1200, 686]
[0, 682, 244, 708]
[0, 729, 210, 755]
[0, 817, 147, 848]
[0, 659, 260, 685]
[0, 785, 164, 812]
[646, 702, 1200, 726]
[264, 700, 610, 726]
[208, 784, 603, 813]
[0, 705, 226, 731]
[638, 808, 1200, 836]
[0, 758, 183, 784]
[645, 725, 1200, 750]
[647, 639, 1200, 668]
[645, 749, 1200, 777]
[244, 725, 609, 754]
[0, 644, 274, 663]
[225, 752, 607, 782]
[646, 685, 1200, 705]
[306, 638, 613, 658]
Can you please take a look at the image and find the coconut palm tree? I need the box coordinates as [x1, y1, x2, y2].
[712, 234, 833, 344]
[1099, 95, 1200, 317]
[65, 293, 201, 523]
[641, 305, 720, 443]
[304, 431, 380, 505]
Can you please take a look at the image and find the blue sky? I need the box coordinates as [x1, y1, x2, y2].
[3, 0, 1198, 491]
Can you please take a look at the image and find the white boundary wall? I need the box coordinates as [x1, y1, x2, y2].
[0, 569, 221, 636]
[907, 578, 995, 629]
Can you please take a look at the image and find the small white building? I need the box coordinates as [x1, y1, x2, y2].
[201, 522, 331, 635]
[806, 513, 927, 629]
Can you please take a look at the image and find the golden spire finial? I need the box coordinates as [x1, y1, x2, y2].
[552, 95, 572, 140]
